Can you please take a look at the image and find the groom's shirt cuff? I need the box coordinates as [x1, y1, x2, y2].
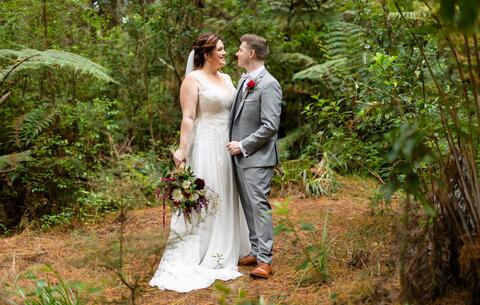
[239, 142, 248, 157]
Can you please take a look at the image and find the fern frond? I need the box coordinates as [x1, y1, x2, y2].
[293, 58, 347, 81]
[323, 22, 364, 60]
[11, 104, 57, 147]
[0, 48, 117, 84]
[278, 53, 318, 68]
[293, 21, 367, 83]
[0, 150, 31, 172]
[388, 11, 430, 21]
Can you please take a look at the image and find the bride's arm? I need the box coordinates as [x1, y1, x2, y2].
[173, 75, 198, 166]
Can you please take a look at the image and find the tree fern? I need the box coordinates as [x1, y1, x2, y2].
[278, 53, 318, 69]
[293, 58, 347, 83]
[293, 21, 366, 83]
[0, 48, 117, 84]
[11, 104, 57, 147]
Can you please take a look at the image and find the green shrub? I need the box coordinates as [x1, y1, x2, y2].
[3, 265, 97, 305]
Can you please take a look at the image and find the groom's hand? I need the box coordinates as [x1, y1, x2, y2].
[227, 141, 241, 155]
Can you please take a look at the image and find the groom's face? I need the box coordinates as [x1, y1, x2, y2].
[236, 42, 253, 68]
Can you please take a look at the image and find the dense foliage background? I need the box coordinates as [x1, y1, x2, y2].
[1, 0, 480, 303]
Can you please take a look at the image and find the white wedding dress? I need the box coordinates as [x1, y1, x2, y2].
[149, 70, 251, 293]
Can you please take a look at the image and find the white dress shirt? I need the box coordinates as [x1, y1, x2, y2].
[238, 65, 265, 157]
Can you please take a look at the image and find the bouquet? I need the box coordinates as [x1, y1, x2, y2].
[155, 166, 218, 227]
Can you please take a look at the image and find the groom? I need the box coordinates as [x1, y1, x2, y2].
[227, 34, 282, 279]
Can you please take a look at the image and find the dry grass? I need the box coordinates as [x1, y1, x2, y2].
[0, 176, 468, 305]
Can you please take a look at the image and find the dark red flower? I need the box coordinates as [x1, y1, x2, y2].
[247, 79, 256, 91]
[195, 178, 205, 190]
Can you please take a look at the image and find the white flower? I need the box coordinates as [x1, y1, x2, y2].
[182, 180, 192, 189]
[172, 189, 184, 202]
[191, 193, 199, 201]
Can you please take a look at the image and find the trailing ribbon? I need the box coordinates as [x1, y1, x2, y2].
[155, 188, 167, 229]
[162, 195, 166, 229]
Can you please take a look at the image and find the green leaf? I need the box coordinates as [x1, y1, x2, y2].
[300, 222, 315, 231]
[258, 296, 267, 305]
[272, 201, 289, 215]
[274, 223, 287, 235]
[298, 259, 310, 270]
[293, 58, 347, 81]
[214, 282, 230, 294]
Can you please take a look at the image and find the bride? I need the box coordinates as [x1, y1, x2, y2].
[149, 33, 250, 292]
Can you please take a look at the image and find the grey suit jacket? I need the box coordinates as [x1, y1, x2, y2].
[229, 68, 282, 168]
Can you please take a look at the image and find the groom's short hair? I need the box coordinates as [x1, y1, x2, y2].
[240, 34, 269, 60]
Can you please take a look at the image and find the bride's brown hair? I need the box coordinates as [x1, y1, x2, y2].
[192, 32, 220, 69]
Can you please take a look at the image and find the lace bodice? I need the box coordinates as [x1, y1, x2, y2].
[190, 71, 236, 130]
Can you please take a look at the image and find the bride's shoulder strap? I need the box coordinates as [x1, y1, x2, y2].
[220, 72, 231, 79]
[220, 72, 233, 85]
[186, 70, 205, 86]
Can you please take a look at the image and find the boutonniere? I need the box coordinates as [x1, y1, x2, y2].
[246, 79, 257, 93]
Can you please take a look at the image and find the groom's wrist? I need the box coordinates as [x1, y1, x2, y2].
[238, 142, 248, 157]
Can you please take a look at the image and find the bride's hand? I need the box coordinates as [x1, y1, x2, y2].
[173, 149, 186, 168]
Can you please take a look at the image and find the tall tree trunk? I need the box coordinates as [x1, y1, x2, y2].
[140, 2, 155, 149]
[41, 0, 55, 104]
[42, 0, 49, 49]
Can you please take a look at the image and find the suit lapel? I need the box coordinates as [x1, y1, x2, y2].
[230, 77, 247, 124]
[234, 68, 268, 122]
[234, 77, 247, 105]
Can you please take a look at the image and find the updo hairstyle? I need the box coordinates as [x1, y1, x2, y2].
[192, 32, 220, 69]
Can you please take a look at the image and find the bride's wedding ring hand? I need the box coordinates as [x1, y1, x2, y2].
[177, 161, 186, 170]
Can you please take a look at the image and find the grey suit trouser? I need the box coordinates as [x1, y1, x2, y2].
[234, 166, 274, 264]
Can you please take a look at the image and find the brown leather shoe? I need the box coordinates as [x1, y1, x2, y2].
[250, 262, 273, 279]
[238, 255, 257, 266]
